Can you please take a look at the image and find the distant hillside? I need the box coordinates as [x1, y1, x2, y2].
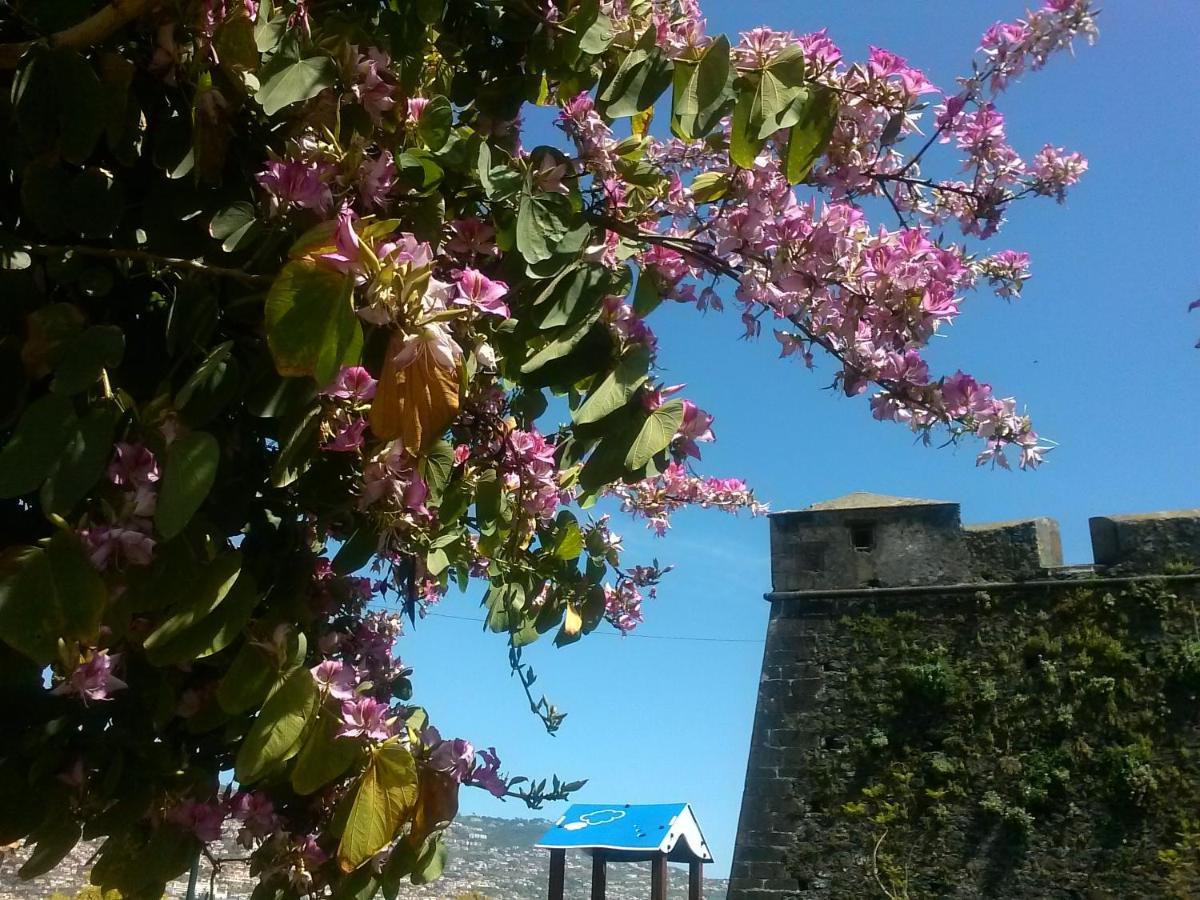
[0, 815, 728, 900]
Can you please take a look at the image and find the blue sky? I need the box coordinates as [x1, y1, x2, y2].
[400, 2, 1200, 878]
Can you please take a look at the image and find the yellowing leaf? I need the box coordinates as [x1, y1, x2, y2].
[369, 333, 461, 452]
[564, 604, 582, 636]
[338, 742, 419, 872]
[631, 107, 654, 138]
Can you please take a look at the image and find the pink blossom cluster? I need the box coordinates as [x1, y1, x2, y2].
[500, 428, 563, 522]
[78, 442, 159, 569]
[360, 442, 431, 518]
[320, 366, 376, 452]
[978, 0, 1099, 94]
[51, 649, 127, 703]
[421, 727, 508, 798]
[606, 461, 767, 536]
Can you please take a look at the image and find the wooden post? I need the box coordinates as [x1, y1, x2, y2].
[548, 848, 566, 900]
[590, 852, 607, 900]
[689, 859, 703, 900]
[650, 853, 668, 900]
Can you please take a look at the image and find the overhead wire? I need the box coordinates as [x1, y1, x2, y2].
[424, 611, 764, 644]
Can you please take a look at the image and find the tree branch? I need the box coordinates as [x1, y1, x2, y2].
[0, 0, 158, 69]
[19, 242, 272, 286]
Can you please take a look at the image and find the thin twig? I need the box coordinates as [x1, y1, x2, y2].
[0, 0, 158, 69]
[19, 243, 271, 286]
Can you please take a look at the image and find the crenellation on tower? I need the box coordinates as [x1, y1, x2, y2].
[728, 492, 1200, 900]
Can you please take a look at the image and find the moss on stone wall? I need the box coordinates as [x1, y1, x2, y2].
[786, 581, 1200, 898]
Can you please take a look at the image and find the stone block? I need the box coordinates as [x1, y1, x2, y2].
[1090, 510, 1200, 572]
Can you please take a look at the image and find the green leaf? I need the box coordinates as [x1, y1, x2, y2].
[271, 403, 322, 488]
[66, 167, 124, 238]
[256, 55, 336, 116]
[235, 667, 320, 784]
[538, 265, 607, 330]
[40, 404, 120, 516]
[625, 399, 684, 470]
[333, 525, 380, 575]
[729, 82, 766, 168]
[784, 86, 839, 184]
[419, 441, 455, 504]
[266, 260, 362, 388]
[573, 346, 651, 425]
[579, 13, 614, 54]
[0, 531, 107, 664]
[689, 171, 730, 204]
[51, 325, 125, 395]
[552, 512, 584, 561]
[599, 29, 672, 118]
[155, 431, 220, 540]
[521, 309, 605, 373]
[409, 836, 447, 885]
[143, 558, 258, 666]
[176, 341, 241, 427]
[0, 393, 77, 498]
[142, 551, 242, 659]
[218, 642, 278, 715]
[417, 96, 453, 150]
[210, 202, 262, 253]
[12, 47, 107, 165]
[292, 706, 362, 795]
[671, 34, 732, 140]
[631, 269, 664, 318]
[516, 191, 569, 265]
[338, 743, 419, 872]
[19, 818, 82, 879]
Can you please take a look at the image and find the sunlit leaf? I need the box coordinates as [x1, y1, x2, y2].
[154, 431, 220, 540]
[338, 742, 419, 872]
[235, 667, 319, 784]
[625, 399, 684, 470]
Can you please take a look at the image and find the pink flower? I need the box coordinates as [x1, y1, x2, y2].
[79, 526, 155, 570]
[428, 735, 475, 782]
[359, 150, 396, 210]
[52, 650, 127, 703]
[337, 697, 393, 741]
[406, 96, 429, 122]
[454, 268, 510, 318]
[675, 400, 715, 459]
[1030, 144, 1088, 202]
[166, 799, 225, 843]
[317, 205, 362, 275]
[311, 659, 357, 700]
[445, 218, 498, 259]
[468, 748, 507, 798]
[257, 160, 333, 213]
[531, 155, 570, 195]
[324, 366, 377, 401]
[353, 47, 396, 123]
[392, 324, 463, 372]
[324, 417, 367, 452]
[229, 791, 279, 839]
[108, 443, 160, 487]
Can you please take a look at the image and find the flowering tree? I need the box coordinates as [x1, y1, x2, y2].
[0, 0, 1095, 896]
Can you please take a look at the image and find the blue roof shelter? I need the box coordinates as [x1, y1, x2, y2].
[535, 803, 713, 899]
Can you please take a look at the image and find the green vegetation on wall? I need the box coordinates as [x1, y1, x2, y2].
[788, 581, 1200, 898]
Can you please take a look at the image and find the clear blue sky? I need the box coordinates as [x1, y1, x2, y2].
[400, 2, 1200, 878]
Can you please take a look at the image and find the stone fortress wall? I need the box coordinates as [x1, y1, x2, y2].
[727, 493, 1200, 899]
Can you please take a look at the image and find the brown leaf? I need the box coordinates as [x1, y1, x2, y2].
[370, 333, 460, 451]
[405, 770, 460, 853]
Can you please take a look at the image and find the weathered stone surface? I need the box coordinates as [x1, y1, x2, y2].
[727, 494, 1200, 900]
[1089, 509, 1200, 571]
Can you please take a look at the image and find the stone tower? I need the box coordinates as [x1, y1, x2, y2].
[726, 492, 1200, 899]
